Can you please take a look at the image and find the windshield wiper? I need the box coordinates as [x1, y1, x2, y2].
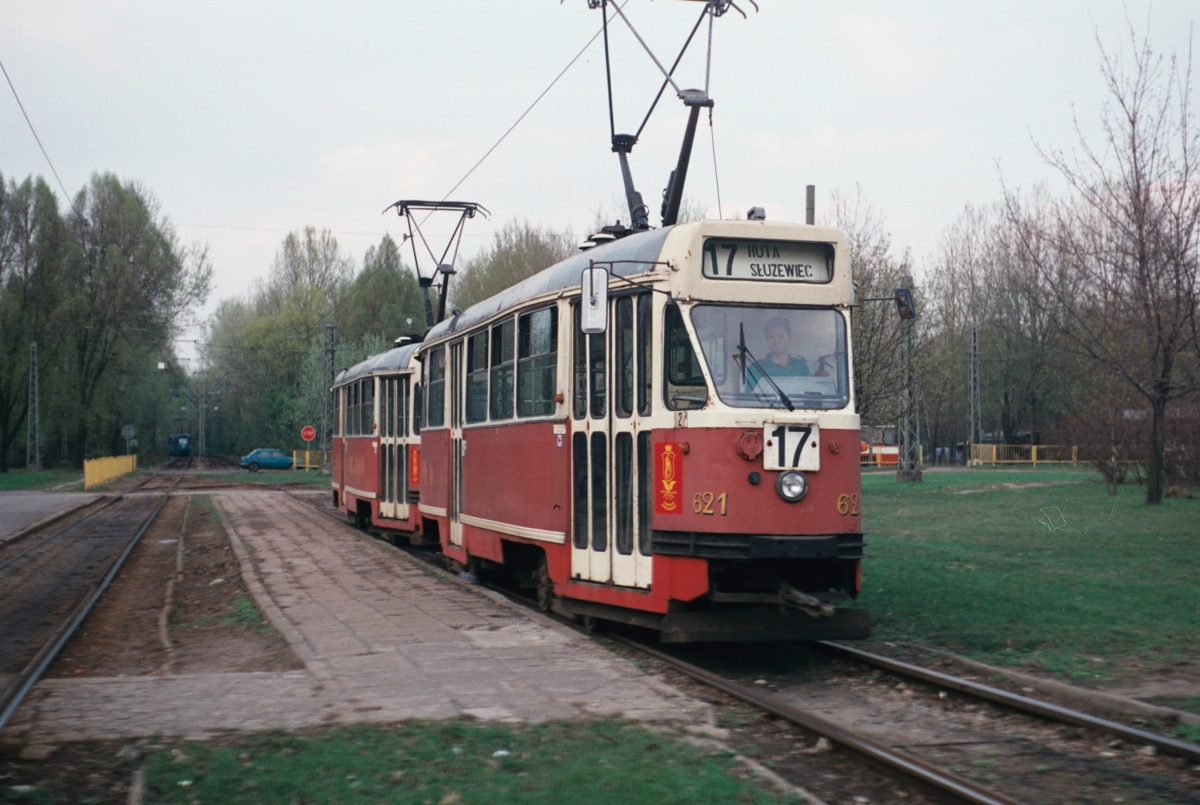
[737, 323, 794, 412]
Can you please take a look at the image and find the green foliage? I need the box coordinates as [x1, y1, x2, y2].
[0, 171, 209, 470]
[859, 468, 1200, 670]
[451, 219, 575, 311]
[338, 234, 425, 343]
[141, 721, 791, 805]
[0, 468, 81, 491]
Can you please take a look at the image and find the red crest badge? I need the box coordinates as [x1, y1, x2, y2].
[654, 442, 684, 515]
[409, 446, 420, 486]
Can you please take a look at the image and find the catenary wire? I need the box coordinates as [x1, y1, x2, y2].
[0, 56, 77, 212]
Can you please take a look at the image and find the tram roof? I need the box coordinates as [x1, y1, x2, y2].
[425, 226, 674, 342]
[334, 343, 420, 386]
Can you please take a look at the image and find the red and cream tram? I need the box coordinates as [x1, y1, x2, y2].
[411, 219, 869, 642]
[331, 343, 426, 539]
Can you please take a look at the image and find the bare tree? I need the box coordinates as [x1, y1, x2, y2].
[827, 188, 912, 423]
[451, 219, 575, 311]
[1006, 26, 1200, 503]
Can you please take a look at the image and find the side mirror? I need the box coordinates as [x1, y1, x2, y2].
[894, 288, 916, 320]
[581, 266, 609, 334]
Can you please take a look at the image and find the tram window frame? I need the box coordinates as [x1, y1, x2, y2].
[466, 330, 490, 424]
[615, 296, 634, 418]
[412, 381, 422, 434]
[571, 304, 586, 420]
[489, 318, 515, 421]
[636, 293, 652, 417]
[663, 303, 708, 411]
[333, 387, 342, 437]
[348, 383, 359, 436]
[426, 347, 446, 429]
[517, 306, 558, 418]
[398, 376, 410, 438]
[362, 378, 375, 435]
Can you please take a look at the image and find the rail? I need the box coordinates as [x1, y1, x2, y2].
[293, 450, 331, 471]
[83, 455, 138, 489]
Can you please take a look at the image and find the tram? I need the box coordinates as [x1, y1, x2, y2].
[412, 219, 868, 642]
[168, 433, 192, 457]
[331, 342, 426, 537]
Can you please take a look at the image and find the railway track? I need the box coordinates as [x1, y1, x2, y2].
[0, 471, 184, 733]
[468, 575, 1198, 804]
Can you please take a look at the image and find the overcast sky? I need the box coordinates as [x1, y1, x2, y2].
[3, 1, 1196, 342]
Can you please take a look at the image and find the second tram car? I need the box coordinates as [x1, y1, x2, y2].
[331, 343, 424, 536]
[411, 218, 866, 642]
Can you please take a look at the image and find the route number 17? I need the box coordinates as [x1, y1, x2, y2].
[763, 424, 820, 472]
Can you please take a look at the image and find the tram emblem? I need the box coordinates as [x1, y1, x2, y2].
[655, 442, 684, 515]
[409, 447, 420, 486]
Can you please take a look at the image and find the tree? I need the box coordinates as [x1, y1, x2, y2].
[827, 189, 913, 424]
[64, 173, 211, 465]
[0, 174, 68, 471]
[451, 220, 575, 311]
[337, 235, 425, 344]
[1006, 27, 1200, 503]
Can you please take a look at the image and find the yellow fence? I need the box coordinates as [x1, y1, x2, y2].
[293, 450, 331, 471]
[83, 455, 138, 489]
[969, 444, 1078, 467]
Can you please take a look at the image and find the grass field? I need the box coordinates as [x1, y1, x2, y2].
[203, 470, 331, 486]
[0, 468, 83, 492]
[135, 721, 793, 805]
[857, 467, 1200, 681]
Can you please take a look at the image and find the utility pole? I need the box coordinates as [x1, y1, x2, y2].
[26, 341, 41, 470]
[198, 376, 206, 458]
[896, 278, 922, 482]
[60, 357, 69, 464]
[322, 323, 336, 455]
[967, 324, 981, 464]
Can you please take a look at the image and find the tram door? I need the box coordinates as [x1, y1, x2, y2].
[378, 376, 409, 521]
[570, 293, 654, 588]
[448, 341, 464, 548]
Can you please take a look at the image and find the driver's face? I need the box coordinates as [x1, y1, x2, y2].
[766, 327, 790, 355]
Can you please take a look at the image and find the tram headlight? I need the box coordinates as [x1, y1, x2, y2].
[775, 471, 808, 503]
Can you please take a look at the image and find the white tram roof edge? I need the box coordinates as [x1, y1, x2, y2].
[420, 220, 851, 348]
[333, 343, 420, 387]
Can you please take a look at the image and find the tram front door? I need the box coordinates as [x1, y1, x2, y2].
[570, 293, 654, 589]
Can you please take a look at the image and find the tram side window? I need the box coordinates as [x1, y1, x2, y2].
[637, 294, 652, 417]
[466, 331, 489, 423]
[517, 306, 557, 417]
[362, 379, 375, 435]
[349, 383, 359, 436]
[426, 347, 445, 428]
[334, 388, 342, 437]
[413, 382, 422, 434]
[572, 305, 586, 420]
[490, 318, 515, 420]
[398, 376, 410, 437]
[616, 297, 634, 418]
[663, 304, 707, 411]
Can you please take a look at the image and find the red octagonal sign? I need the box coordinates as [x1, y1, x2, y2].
[301, 425, 316, 442]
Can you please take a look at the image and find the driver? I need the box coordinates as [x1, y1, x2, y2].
[749, 316, 810, 389]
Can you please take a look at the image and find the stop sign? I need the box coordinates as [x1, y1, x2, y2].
[301, 425, 316, 442]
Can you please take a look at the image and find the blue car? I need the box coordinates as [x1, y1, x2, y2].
[240, 448, 293, 472]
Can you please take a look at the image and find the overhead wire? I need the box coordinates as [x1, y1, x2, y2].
[424, 1, 631, 217]
[0, 55, 79, 214]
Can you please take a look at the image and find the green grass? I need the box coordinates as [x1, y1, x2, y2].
[858, 468, 1200, 677]
[139, 721, 794, 805]
[222, 592, 273, 633]
[0, 468, 83, 491]
[205, 471, 331, 486]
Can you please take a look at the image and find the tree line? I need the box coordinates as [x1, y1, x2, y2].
[0, 173, 210, 470]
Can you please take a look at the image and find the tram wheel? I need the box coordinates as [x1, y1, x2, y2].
[535, 559, 553, 612]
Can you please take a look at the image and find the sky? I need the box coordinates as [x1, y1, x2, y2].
[2, 0, 1196, 355]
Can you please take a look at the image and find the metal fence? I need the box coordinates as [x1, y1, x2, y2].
[293, 450, 331, 471]
[969, 444, 1078, 467]
[83, 455, 138, 489]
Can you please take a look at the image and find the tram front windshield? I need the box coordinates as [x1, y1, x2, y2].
[689, 305, 850, 410]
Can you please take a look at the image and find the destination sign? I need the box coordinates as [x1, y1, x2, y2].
[702, 239, 833, 283]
